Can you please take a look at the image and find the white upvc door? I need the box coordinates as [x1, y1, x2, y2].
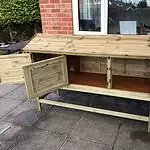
[72, 0, 108, 35]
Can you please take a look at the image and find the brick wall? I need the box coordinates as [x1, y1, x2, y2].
[39, 0, 73, 35]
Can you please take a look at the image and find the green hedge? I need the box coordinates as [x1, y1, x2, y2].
[0, 0, 40, 28]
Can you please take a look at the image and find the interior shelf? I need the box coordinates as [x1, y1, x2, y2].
[69, 72, 107, 88]
[113, 75, 150, 93]
[69, 72, 150, 93]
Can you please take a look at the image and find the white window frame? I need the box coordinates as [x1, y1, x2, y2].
[72, 0, 108, 35]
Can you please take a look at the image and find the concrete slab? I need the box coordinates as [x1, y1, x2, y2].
[5, 86, 27, 101]
[0, 121, 11, 135]
[71, 112, 121, 146]
[60, 136, 112, 150]
[35, 107, 83, 134]
[0, 97, 24, 119]
[2, 101, 42, 127]
[114, 119, 150, 150]
[0, 84, 21, 97]
[0, 123, 22, 150]
[8, 127, 67, 150]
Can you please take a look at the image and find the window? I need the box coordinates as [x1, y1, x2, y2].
[73, 0, 150, 35]
[73, 0, 108, 35]
[79, 0, 101, 32]
[108, 0, 150, 35]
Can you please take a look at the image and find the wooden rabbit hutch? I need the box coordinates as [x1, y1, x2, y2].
[0, 34, 150, 131]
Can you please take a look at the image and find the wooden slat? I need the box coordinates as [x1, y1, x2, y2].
[80, 57, 150, 78]
[39, 99, 149, 122]
[24, 34, 150, 59]
[61, 84, 150, 102]
[0, 54, 31, 83]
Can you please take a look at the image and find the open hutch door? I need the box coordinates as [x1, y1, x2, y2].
[23, 55, 68, 100]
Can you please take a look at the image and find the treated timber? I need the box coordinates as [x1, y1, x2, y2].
[39, 99, 149, 122]
[61, 84, 150, 102]
[0, 53, 31, 83]
[80, 57, 150, 78]
[107, 57, 112, 89]
[24, 34, 150, 59]
[24, 34, 150, 78]
[148, 104, 150, 132]
[23, 56, 68, 99]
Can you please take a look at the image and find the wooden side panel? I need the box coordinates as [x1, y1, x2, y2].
[126, 59, 150, 78]
[0, 54, 31, 83]
[23, 55, 68, 99]
[80, 57, 105, 73]
[80, 56, 150, 78]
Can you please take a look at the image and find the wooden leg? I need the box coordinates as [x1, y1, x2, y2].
[56, 89, 60, 96]
[148, 103, 150, 132]
[36, 97, 41, 112]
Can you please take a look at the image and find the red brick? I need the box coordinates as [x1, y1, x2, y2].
[52, 26, 62, 30]
[40, 0, 49, 4]
[58, 31, 67, 34]
[39, 0, 73, 35]
[45, 4, 55, 8]
[61, 17, 72, 21]
[61, 0, 71, 3]
[63, 27, 72, 30]
[51, 9, 60, 13]
[50, 0, 60, 3]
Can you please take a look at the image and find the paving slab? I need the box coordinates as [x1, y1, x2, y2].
[71, 112, 121, 146]
[0, 97, 24, 119]
[0, 84, 21, 97]
[2, 101, 42, 127]
[35, 107, 83, 134]
[0, 122, 22, 150]
[9, 127, 67, 150]
[60, 136, 112, 150]
[0, 121, 11, 135]
[114, 119, 150, 150]
[5, 86, 27, 101]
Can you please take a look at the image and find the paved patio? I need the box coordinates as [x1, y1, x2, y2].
[0, 83, 150, 150]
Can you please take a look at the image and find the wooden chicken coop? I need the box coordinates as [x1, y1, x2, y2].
[0, 34, 150, 132]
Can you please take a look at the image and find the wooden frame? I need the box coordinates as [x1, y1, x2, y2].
[61, 84, 150, 102]
[21, 34, 150, 132]
[72, 0, 108, 35]
[39, 99, 148, 122]
[23, 55, 68, 99]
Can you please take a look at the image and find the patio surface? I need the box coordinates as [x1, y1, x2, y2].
[0, 84, 150, 150]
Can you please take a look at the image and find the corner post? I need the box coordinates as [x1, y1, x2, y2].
[148, 103, 150, 132]
[107, 57, 112, 89]
[36, 97, 41, 112]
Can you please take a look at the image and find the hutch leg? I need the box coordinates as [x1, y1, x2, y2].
[148, 103, 150, 132]
[36, 97, 41, 112]
[107, 57, 112, 89]
[56, 89, 60, 96]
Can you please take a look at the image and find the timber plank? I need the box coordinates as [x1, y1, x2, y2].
[0, 53, 31, 83]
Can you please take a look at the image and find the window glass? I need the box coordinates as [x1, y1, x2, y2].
[79, 0, 101, 31]
[108, 0, 150, 35]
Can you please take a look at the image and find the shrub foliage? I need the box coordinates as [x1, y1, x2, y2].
[0, 0, 40, 28]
